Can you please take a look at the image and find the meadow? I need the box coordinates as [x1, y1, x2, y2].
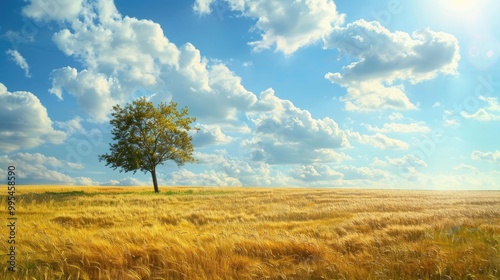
[1, 186, 499, 279]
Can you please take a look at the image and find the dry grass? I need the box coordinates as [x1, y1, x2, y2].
[1, 186, 499, 279]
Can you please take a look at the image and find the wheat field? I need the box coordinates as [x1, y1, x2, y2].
[1, 186, 499, 279]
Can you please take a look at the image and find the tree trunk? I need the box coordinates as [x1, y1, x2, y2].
[151, 169, 159, 193]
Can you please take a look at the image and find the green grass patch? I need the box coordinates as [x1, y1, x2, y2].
[44, 190, 86, 196]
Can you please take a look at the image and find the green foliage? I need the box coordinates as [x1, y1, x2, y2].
[98, 98, 198, 191]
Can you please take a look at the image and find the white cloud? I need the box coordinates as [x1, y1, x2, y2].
[50, 67, 120, 122]
[333, 81, 416, 112]
[358, 157, 499, 189]
[388, 112, 404, 121]
[325, 20, 460, 111]
[168, 169, 241, 186]
[338, 165, 392, 181]
[105, 177, 149, 186]
[365, 122, 431, 134]
[158, 59, 257, 128]
[371, 157, 388, 167]
[453, 163, 478, 172]
[192, 124, 233, 147]
[480, 96, 500, 111]
[5, 49, 31, 78]
[409, 170, 500, 190]
[37, 1, 257, 132]
[385, 154, 427, 168]
[194, 0, 345, 55]
[2, 30, 35, 46]
[327, 20, 460, 83]
[432, 101, 442, 108]
[0, 153, 85, 184]
[290, 164, 342, 183]
[460, 96, 500, 121]
[460, 109, 500, 121]
[471, 150, 500, 164]
[74, 177, 97, 185]
[245, 88, 350, 164]
[22, 0, 84, 22]
[193, 0, 215, 15]
[370, 154, 428, 177]
[45, 3, 180, 121]
[193, 151, 282, 186]
[443, 119, 460, 127]
[55, 117, 85, 136]
[346, 131, 409, 149]
[0, 83, 67, 152]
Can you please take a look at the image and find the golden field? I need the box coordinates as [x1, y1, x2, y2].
[1, 186, 499, 279]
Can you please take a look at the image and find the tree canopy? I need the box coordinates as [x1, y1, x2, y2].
[99, 97, 197, 192]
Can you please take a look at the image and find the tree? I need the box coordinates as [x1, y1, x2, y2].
[99, 97, 197, 193]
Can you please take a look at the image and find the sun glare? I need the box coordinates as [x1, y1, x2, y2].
[450, 0, 472, 7]
[426, 0, 497, 31]
[436, 0, 484, 24]
[436, 0, 478, 17]
[441, 0, 475, 11]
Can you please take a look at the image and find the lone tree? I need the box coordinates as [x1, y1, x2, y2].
[99, 97, 197, 193]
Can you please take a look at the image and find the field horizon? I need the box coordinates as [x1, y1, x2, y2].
[2, 185, 499, 279]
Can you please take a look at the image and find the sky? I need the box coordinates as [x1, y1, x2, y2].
[0, 0, 499, 189]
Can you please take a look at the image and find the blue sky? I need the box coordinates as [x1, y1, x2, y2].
[0, 0, 499, 189]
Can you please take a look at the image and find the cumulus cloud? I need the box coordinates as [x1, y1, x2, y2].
[471, 150, 500, 164]
[193, 0, 215, 14]
[6, 49, 31, 78]
[0, 83, 66, 152]
[460, 96, 500, 121]
[441, 110, 461, 127]
[105, 177, 149, 186]
[325, 20, 460, 111]
[194, 0, 345, 55]
[290, 164, 395, 187]
[365, 122, 431, 134]
[29, 0, 257, 132]
[47, 8, 181, 121]
[460, 109, 500, 121]
[453, 163, 478, 172]
[154, 57, 257, 129]
[192, 124, 233, 147]
[50, 67, 120, 122]
[433, 101, 442, 108]
[168, 169, 241, 186]
[338, 165, 392, 181]
[291, 164, 342, 183]
[22, 0, 84, 22]
[20, 0, 365, 183]
[346, 131, 409, 149]
[244, 88, 408, 163]
[388, 112, 404, 121]
[428, 171, 500, 190]
[74, 177, 98, 185]
[385, 154, 427, 168]
[370, 154, 427, 178]
[335, 81, 416, 112]
[371, 157, 389, 167]
[193, 151, 283, 186]
[0, 153, 85, 184]
[55, 117, 85, 136]
[245, 88, 350, 164]
[370, 156, 500, 190]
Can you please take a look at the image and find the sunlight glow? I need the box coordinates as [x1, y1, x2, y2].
[442, 0, 475, 11]
[434, 0, 487, 26]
